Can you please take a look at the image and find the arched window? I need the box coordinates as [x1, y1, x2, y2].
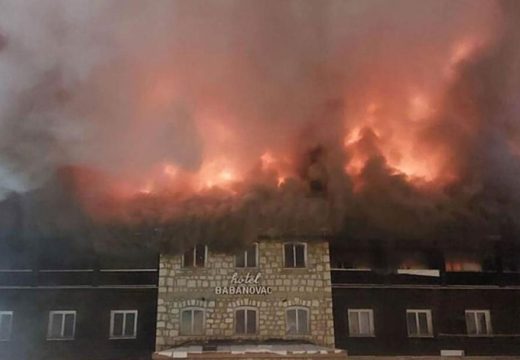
[235, 307, 257, 335]
[180, 308, 204, 335]
[286, 307, 309, 335]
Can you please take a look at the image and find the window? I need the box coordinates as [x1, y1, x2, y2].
[236, 243, 258, 268]
[235, 307, 257, 335]
[286, 307, 309, 335]
[0, 312, 13, 341]
[406, 310, 433, 337]
[110, 310, 137, 339]
[182, 245, 207, 268]
[47, 311, 76, 340]
[284, 243, 306, 268]
[348, 309, 374, 337]
[465, 310, 492, 336]
[445, 254, 482, 272]
[180, 308, 204, 335]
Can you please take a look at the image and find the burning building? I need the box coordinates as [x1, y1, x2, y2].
[2, 0, 520, 359]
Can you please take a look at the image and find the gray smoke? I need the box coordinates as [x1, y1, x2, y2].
[0, 0, 519, 250]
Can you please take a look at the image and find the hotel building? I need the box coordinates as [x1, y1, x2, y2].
[154, 239, 346, 359]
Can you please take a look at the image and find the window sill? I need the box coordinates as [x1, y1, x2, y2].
[408, 335, 434, 338]
[46, 338, 75, 341]
[466, 334, 494, 337]
[234, 333, 259, 337]
[109, 336, 137, 340]
[348, 335, 376, 338]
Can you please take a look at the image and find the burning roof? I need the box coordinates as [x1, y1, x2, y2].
[0, 0, 520, 251]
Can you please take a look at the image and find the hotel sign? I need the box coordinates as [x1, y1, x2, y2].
[215, 272, 273, 295]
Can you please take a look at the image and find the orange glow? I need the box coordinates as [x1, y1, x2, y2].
[196, 159, 240, 191]
[163, 164, 178, 178]
[408, 93, 434, 121]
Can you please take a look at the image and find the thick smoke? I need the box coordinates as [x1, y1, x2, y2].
[0, 0, 519, 250]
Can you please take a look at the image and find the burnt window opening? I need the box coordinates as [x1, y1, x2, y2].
[182, 245, 207, 268]
[284, 243, 306, 268]
[445, 253, 483, 272]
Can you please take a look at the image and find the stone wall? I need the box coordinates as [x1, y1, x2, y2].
[156, 240, 335, 350]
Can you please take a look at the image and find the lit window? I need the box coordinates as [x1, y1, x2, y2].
[348, 309, 374, 337]
[0, 311, 13, 341]
[236, 243, 258, 268]
[286, 307, 309, 335]
[47, 311, 76, 340]
[180, 308, 204, 335]
[284, 243, 306, 268]
[235, 307, 257, 335]
[110, 310, 137, 339]
[406, 310, 433, 337]
[445, 255, 482, 272]
[465, 310, 492, 336]
[182, 245, 207, 268]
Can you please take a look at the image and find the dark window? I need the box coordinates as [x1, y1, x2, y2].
[284, 243, 306, 268]
[286, 308, 309, 335]
[235, 308, 257, 335]
[183, 245, 206, 267]
[47, 311, 76, 340]
[110, 310, 137, 338]
[236, 244, 258, 268]
[348, 309, 374, 337]
[180, 308, 204, 335]
[466, 310, 491, 335]
[406, 310, 432, 337]
[0, 312, 13, 341]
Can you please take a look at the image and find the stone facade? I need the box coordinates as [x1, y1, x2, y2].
[156, 240, 335, 350]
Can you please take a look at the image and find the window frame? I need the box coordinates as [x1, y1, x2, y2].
[109, 310, 138, 339]
[347, 309, 375, 337]
[180, 307, 205, 336]
[286, 306, 310, 335]
[47, 310, 76, 341]
[283, 242, 307, 268]
[235, 243, 259, 268]
[0, 311, 13, 341]
[182, 245, 208, 268]
[234, 306, 258, 335]
[406, 309, 433, 338]
[465, 309, 492, 336]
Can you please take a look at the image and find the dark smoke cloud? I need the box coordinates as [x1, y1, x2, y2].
[0, 0, 519, 252]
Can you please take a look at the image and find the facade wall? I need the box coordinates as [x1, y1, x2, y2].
[332, 286, 520, 356]
[156, 240, 335, 349]
[0, 287, 157, 360]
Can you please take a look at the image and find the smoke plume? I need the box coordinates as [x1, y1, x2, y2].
[0, 0, 519, 250]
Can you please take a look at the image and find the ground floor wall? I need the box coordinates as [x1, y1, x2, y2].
[332, 287, 520, 356]
[0, 288, 157, 360]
